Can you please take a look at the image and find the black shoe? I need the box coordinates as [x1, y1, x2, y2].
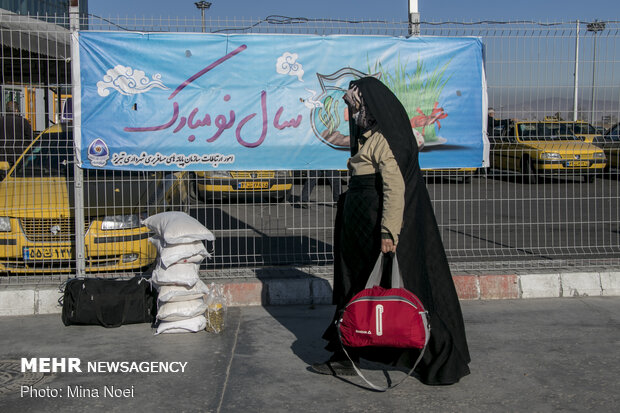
[293, 202, 309, 209]
[310, 359, 356, 376]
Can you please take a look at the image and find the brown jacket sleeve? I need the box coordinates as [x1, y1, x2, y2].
[369, 132, 405, 244]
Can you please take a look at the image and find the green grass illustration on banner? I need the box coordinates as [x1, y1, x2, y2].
[317, 95, 341, 137]
[369, 55, 452, 143]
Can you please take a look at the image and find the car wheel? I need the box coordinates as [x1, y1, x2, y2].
[270, 190, 290, 203]
[584, 174, 596, 183]
[196, 184, 213, 202]
[521, 157, 537, 184]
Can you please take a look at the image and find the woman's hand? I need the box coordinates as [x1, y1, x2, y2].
[381, 238, 396, 254]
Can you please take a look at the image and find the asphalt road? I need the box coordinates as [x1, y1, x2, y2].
[188, 172, 620, 272]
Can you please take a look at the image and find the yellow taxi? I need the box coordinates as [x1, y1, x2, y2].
[0, 123, 189, 274]
[194, 170, 293, 201]
[422, 167, 478, 183]
[592, 123, 620, 171]
[566, 120, 601, 143]
[489, 120, 606, 183]
[540, 118, 602, 143]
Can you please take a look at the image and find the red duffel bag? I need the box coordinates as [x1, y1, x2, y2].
[336, 253, 430, 390]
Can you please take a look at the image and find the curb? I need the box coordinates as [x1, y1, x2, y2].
[1, 271, 619, 317]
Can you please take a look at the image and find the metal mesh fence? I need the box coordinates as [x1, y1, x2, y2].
[1, 13, 619, 285]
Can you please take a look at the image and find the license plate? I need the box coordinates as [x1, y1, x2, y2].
[565, 160, 589, 167]
[23, 246, 72, 261]
[238, 181, 269, 189]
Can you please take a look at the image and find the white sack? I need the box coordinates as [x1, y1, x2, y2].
[151, 262, 199, 288]
[157, 280, 210, 303]
[155, 315, 206, 335]
[143, 211, 215, 246]
[149, 236, 210, 268]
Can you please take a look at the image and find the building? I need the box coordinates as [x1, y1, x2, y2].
[0, 0, 86, 130]
[0, 0, 88, 28]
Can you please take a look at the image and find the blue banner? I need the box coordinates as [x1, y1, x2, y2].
[76, 32, 486, 170]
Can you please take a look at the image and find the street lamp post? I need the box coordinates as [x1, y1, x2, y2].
[408, 0, 420, 36]
[587, 20, 605, 124]
[195, 1, 212, 33]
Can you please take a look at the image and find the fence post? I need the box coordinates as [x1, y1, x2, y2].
[573, 20, 580, 121]
[70, 1, 86, 277]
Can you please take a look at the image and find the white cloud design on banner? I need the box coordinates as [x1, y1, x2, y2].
[97, 65, 169, 97]
[303, 88, 323, 108]
[276, 52, 304, 82]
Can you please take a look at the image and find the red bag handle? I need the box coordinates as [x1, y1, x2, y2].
[365, 253, 404, 289]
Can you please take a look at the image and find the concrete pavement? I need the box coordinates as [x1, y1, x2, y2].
[0, 297, 619, 412]
[2, 268, 620, 316]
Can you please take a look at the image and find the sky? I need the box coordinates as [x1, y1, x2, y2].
[88, 0, 615, 23]
[85, 0, 619, 122]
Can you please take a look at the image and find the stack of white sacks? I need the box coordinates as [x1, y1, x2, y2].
[142, 211, 215, 335]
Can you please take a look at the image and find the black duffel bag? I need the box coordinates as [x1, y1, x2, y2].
[61, 277, 157, 328]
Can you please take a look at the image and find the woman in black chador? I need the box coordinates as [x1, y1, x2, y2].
[310, 77, 471, 385]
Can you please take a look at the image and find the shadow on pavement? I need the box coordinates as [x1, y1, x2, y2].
[254, 268, 334, 366]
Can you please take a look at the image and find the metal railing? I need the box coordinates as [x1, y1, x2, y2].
[1, 13, 619, 285]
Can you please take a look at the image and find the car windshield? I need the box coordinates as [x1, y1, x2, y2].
[570, 123, 597, 135]
[518, 123, 577, 141]
[605, 125, 620, 141]
[13, 131, 74, 178]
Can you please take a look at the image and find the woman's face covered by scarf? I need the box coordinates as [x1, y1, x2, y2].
[343, 84, 376, 130]
[344, 76, 421, 172]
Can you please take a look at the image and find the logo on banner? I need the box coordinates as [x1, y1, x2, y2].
[88, 138, 110, 167]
